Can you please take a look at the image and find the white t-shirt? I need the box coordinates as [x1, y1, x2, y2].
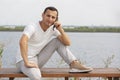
[16, 22, 60, 63]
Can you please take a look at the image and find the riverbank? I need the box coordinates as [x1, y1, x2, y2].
[0, 25, 120, 32]
[64, 26, 120, 32]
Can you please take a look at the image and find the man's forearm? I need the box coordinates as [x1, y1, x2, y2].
[19, 35, 29, 65]
[20, 44, 28, 64]
[58, 27, 71, 46]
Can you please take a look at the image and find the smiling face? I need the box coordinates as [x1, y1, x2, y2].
[42, 9, 58, 27]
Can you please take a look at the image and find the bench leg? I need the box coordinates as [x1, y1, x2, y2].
[65, 77, 68, 80]
[108, 77, 120, 80]
[113, 77, 119, 80]
[74, 77, 80, 80]
[108, 77, 112, 80]
[9, 77, 15, 80]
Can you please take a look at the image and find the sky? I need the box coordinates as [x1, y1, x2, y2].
[0, 0, 120, 26]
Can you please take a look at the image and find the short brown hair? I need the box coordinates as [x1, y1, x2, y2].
[43, 6, 59, 17]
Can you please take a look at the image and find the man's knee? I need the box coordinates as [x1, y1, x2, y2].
[51, 38, 63, 45]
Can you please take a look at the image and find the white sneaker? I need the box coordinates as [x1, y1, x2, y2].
[69, 68, 92, 73]
[69, 60, 93, 73]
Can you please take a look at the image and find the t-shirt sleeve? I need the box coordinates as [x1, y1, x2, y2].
[23, 24, 35, 38]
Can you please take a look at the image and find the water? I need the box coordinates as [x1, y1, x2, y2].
[0, 32, 120, 80]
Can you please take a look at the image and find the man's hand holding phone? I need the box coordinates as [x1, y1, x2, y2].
[54, 21, 61, 29]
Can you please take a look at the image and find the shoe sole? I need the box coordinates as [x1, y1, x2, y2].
[69, 68, 92, 73]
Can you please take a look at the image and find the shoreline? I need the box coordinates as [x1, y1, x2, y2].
[0, 26, 120, 32]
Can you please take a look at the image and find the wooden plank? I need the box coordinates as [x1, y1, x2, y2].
[0, 68, 120, 78]
[41, 68, 120, 77]
[0, 68, 26, 77]
[68, 68, 120, 77]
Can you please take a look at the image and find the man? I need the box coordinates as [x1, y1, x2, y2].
[16, 6, 92, 80]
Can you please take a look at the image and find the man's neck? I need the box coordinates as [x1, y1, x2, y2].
[39, 21, 49, 31]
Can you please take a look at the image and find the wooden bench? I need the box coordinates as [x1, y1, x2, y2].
[0, 68, 120, 80]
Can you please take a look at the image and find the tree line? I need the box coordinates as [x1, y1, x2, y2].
[0, 26, 120, 32]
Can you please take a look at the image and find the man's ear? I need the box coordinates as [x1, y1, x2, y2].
[56, 17, 58, 21]
[42, 13, 44, 18]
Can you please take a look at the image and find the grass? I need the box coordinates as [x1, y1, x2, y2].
[103, 54, 115, 68]
[0, 25, 120, 32]
[0, 42, 4, 67]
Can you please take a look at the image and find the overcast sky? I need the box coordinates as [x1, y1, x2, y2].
[0, 0, 120, 26]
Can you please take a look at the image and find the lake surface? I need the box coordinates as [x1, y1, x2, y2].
[0, 32, 120, 69]
[0, 32, 120, 80]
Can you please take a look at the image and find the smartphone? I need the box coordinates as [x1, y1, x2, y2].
[53, 25, 56, 31]
[53, 17, 58, 31]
